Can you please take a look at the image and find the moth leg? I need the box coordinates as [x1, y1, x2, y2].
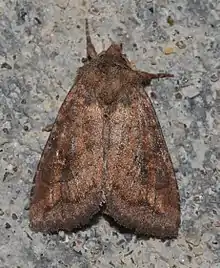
[85, 19, 97, 60]
[138, 71, 174, 86]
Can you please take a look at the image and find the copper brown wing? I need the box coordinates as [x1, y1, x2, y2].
[29, 79, 104, 232]
[104, 85, 180, 238]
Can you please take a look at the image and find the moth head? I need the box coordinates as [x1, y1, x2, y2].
[106, 43, 123, 56]
[104, 43, 133, 69]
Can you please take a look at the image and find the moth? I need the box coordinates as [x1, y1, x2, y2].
[29, 19, 180, 239]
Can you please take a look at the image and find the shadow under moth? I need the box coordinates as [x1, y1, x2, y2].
[29, 19, 180, 239]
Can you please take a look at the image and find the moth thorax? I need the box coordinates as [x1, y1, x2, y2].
[98, 79, 121, 105]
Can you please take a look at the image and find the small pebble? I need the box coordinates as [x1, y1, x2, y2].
[175, 92, 182, 100]
[3, 128, 9, 134]
[0, 208, 4, 216]
[176, 40, 186, 49]
[5, 222, 11, 229]
[179, 254, 192, 265]
[12, 213, 18, 220]
[1, 62, 12, 69]
[23, 125, 29, 131]
[210, 73, 219, 82]
[167, 15, 174, 26]
[164, 47, 175, 55]
[150, 91, 157, 99]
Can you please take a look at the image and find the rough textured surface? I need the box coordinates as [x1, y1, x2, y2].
[0, 0, 219, 267]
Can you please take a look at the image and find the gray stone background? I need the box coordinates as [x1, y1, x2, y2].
[0, 0, 219, 267]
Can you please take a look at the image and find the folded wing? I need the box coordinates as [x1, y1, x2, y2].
[29, 82, 104, 232]
[104, 85, 180, 238]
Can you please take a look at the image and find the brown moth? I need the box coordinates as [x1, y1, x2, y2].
[29, 19, 180, 239]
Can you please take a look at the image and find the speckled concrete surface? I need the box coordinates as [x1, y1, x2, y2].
[0, 0, 219, 267]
